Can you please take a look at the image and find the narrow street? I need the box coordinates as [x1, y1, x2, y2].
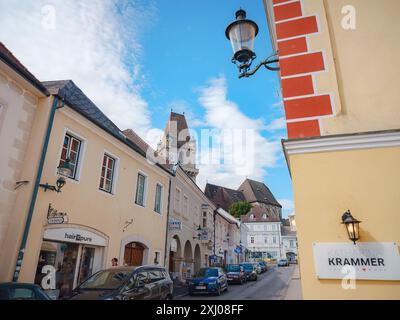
[177, 265, 296, 300]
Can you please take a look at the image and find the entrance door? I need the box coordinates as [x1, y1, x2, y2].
[169, 251, 174, 272]
[77, 246, 95, 285]
[124, 242, 145, 266]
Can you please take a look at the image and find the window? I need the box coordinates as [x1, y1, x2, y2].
[183, 195, 189, 216]
[202, 212, 207, 228]
[290, 240, 295, 248]
[59, 133, 82, 179]
[273, 236, 277, 244]
[174, 188, 181, 212]
[264, 237, 268, 244]
[262, 213, 267, 219]
[99, 154, 115, 193]
[250, 214, 254, 220]
[135, 173, 147, 206]
[154, 252, 161, 265]
[148, 269, 163, 282]
[154, 184, 163, 214]
[250, 236, 254, 244]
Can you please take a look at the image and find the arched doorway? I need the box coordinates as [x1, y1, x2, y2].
[124, 242, 146, 266]
[183, 241, 193, 280]
[194, 244, 201, 273]
[169, 235, 182, 273]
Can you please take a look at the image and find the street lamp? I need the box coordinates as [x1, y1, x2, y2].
[225, 9, 280, 78]
[193, 225, 202, 240]
[40, 158, 73, 193]
[341, 210, 361, 244]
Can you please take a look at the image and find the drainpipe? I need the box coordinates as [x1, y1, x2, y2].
[163, 175, 172, 268]
[13, 96, 60, 282]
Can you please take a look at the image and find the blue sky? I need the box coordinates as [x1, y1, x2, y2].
[0, 0, 293, 216]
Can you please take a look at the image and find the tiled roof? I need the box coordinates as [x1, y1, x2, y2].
[241, 206, 281, 223]
[42, 80, 172, 175]
[238, 179, 282, 208]
[0, 42, 49, 95]
[204, 183, 246, 211]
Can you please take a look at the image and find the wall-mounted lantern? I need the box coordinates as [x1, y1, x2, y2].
[193, 225, 202, 240]
[225, 9, 280, 78]
[40, 158, 73, 193]
[341, 210, 361, 244]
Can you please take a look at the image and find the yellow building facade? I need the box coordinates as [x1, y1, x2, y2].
[264, 0, 400, 299]
[0, 45, 170, 299]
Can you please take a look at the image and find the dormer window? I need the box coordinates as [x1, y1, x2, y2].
[262, 213, 267, 219]
[250, 214, 255, 220]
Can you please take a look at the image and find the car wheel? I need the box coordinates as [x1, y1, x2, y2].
[216, 285, 221, 296]
[225, 284, 228, 292]
[165, 294, 173, 300]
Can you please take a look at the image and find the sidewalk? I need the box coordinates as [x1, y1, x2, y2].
[284, 265, 303, 300]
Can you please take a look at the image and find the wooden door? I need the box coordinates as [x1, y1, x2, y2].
[124, 243, 144, 266]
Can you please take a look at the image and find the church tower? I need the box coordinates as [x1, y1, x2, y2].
[157, 112, 199, 181]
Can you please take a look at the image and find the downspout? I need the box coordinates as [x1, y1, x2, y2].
[163, 175, 173, 268]
[13, 95, 59, 282]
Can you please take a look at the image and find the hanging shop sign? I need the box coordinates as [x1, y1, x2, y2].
[168, 218, 182, 231]
[199, 228, 209, 241]
[43, 227, 107, 246]
[47, 204, 68, 225]
[313, 242, 400, 280]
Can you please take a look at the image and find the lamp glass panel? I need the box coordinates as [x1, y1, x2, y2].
[229, 21, 256, 54]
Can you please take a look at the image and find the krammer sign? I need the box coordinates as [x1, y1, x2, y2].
[313, 242, 400, 280]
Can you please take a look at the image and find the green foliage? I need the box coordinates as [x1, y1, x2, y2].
[229, 201, 252, 219]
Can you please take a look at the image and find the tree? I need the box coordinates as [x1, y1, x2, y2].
[229, 201, 252, 219]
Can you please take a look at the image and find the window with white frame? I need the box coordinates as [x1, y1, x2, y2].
[154, 183, 163, 214]
[264, 236, 268, 244]
[99, 154, 116, 193]
[273, 236, 277, 244]
[250, 236, 254, 244]
[174, 188, 181, 212]
[135, 173, 147, 206]
[290, 240, 295, 248]
[59, 133, 82, 179]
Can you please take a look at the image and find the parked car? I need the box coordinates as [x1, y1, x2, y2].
[0, 283, 51, 300]
[278, 259, 290, 267]
[240, 263, 258, 281]
[225, 264, 246, 285]
[188, 267, 228, 296]
[257, 261, 268, 273]
[68, 265, 173, 300]
[252, 262, 262, 274]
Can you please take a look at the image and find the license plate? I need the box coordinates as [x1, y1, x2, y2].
[195, 286, 206, 290]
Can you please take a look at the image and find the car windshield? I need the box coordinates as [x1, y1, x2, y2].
[79, 270, 132, 290]
[241, 264, 253, 271]
[227, 265, 240, 272]
[196, 268, 218, 277]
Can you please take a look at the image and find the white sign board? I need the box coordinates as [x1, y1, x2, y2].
[313, 242, 400, 280]
[168, 218, 182, 231]
[44, 228, 107, 246]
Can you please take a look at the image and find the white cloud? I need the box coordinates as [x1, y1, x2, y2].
[278, 199, 294, 213]
[196, 76, 280, 190]
[0, 0, 157, 142]
[265, 117, 286, 131]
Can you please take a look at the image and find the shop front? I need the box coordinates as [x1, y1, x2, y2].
[34, 225, 108, 299]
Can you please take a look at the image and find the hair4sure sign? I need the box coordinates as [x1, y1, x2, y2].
[312, 242, 400, 280]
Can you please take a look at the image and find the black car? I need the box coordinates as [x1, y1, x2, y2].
[240, 263, 258, 281]
[225, 264, 246, 284]
[0, 283, 51, 300]
[68, 265, 173, 300]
